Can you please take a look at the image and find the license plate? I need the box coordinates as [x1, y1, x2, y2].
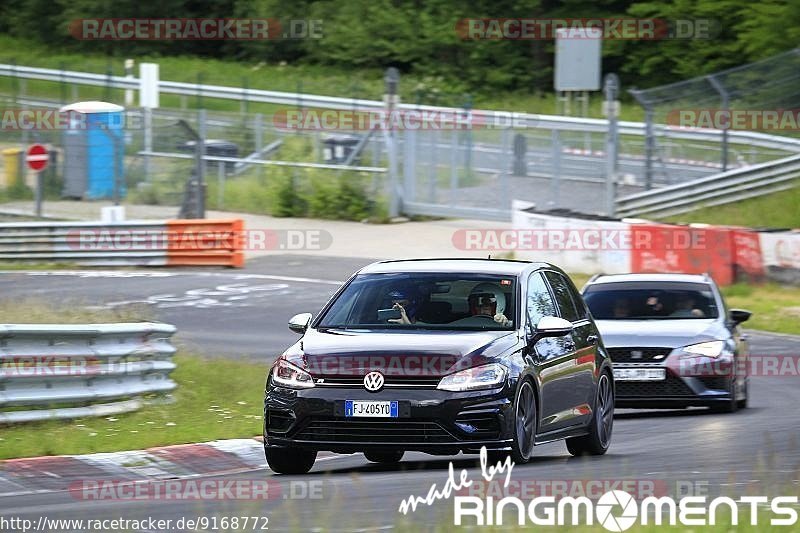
[613, 368, 666, 381]
[345, 400, 398, 418]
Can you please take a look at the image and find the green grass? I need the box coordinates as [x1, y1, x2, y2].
[661, 181, 800, 229]
[0, 354, 267, 459]
[721, 282, 800, 335]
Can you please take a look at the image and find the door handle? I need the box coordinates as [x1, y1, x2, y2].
[586, 334, 598, 344]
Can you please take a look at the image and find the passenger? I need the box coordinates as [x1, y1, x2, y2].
[670, 293, 705, 318]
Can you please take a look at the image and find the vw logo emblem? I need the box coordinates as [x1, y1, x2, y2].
[363, 371, 385, 392]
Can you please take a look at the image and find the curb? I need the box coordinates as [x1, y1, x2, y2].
[0, 437, 337, 498]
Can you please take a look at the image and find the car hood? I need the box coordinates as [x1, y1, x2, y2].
[594, 318, 724, 349]
[283, 328, 520, 377]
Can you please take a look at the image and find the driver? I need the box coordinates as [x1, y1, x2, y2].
[468, 283, 512, 327]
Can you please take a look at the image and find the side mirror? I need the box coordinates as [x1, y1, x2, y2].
[530, 315, 573, 342]
[729, 308, 751, 325]
[288, 313, 312, 334]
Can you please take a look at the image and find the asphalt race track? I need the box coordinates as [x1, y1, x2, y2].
[1, 257, 799, 531]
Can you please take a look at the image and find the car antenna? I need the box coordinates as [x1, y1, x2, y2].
[487, 254, 492, 259]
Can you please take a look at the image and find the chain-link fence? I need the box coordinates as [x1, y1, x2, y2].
[630, 48, 800, 186]
[2, 56, 800, 221]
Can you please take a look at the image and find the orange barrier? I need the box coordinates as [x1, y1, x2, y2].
[629, 223, 736, 285]
[165, 219, 244, 268]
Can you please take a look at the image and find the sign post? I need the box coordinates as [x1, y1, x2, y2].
[26, 143, 49, 217]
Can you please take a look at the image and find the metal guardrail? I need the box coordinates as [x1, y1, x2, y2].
[0, 219, 244, 267]
[3, 64, 800, 153]
[0, 322, 177, 423]
[615, 153, 800, 218]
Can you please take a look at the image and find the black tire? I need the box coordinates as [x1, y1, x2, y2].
[364, 450, 405, 463]
[710, 377, 739, 414]
[265, 446, 317, 474]
[737, 378, 748, 409]
[567, 372, 614, 456]
[489, 379, 537, 465]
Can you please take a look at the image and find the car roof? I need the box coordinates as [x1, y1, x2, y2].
[358, 258, 550, 276]
[585, 273, 713, 285]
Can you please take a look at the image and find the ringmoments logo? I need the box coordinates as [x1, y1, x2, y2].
[452, 491, 799, 528]
[396, 449, 799, 530]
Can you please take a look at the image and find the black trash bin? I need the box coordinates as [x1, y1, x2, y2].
[322, 135, 360, 164]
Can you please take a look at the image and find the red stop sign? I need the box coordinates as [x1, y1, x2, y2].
[26, 143, 49, 172]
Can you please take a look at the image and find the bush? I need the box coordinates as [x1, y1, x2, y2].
[272, 174, 308, 217]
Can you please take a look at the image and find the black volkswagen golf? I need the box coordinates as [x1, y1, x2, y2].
[263, 259, 614, 474]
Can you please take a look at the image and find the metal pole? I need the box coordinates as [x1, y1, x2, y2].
[428, 129, 438, 203]
[124, 59, 134, 106]
[550, 129, 561, 209]
[501, 127, 511, 214]
[707, 74, 729, 172]
[463, 94, 473, 182]
[255, 113, 264, 180]
[112, 134, 120, 206]
[629, 89, 654, 190]
[143, 107, 152, 183]
[449, 130, 458, 207]
[644, 105, 654, 190]
[197, 109, 207, 218]
[384, 67, 400, 217]
[604, 73, 620, 217]
[35, 171, 43, 217]
[218, 160, 225, 209]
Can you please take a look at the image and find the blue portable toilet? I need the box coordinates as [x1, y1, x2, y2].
[60, 101, 126, 200]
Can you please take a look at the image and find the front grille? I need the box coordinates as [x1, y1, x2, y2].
[608, 347, 672, 363]
[292, 417, 455, 443]
[454, 413, 501, 439]
[616, 375, 694, 397]
[313, 376, 441, 389]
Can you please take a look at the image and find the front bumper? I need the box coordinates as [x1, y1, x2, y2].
[264, 382, 515, 454]
[614, 357, 734, 408]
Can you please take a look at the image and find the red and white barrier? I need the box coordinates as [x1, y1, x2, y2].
[511, 201, 799, 285]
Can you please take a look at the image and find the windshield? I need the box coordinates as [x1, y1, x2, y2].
[316, 273, 517, 330]
[583, 282, 719, 320]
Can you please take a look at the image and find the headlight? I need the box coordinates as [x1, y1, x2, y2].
[437, 363, 508, 392]
[272, 358, 315, 389]
[683, 341, 725, 358]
